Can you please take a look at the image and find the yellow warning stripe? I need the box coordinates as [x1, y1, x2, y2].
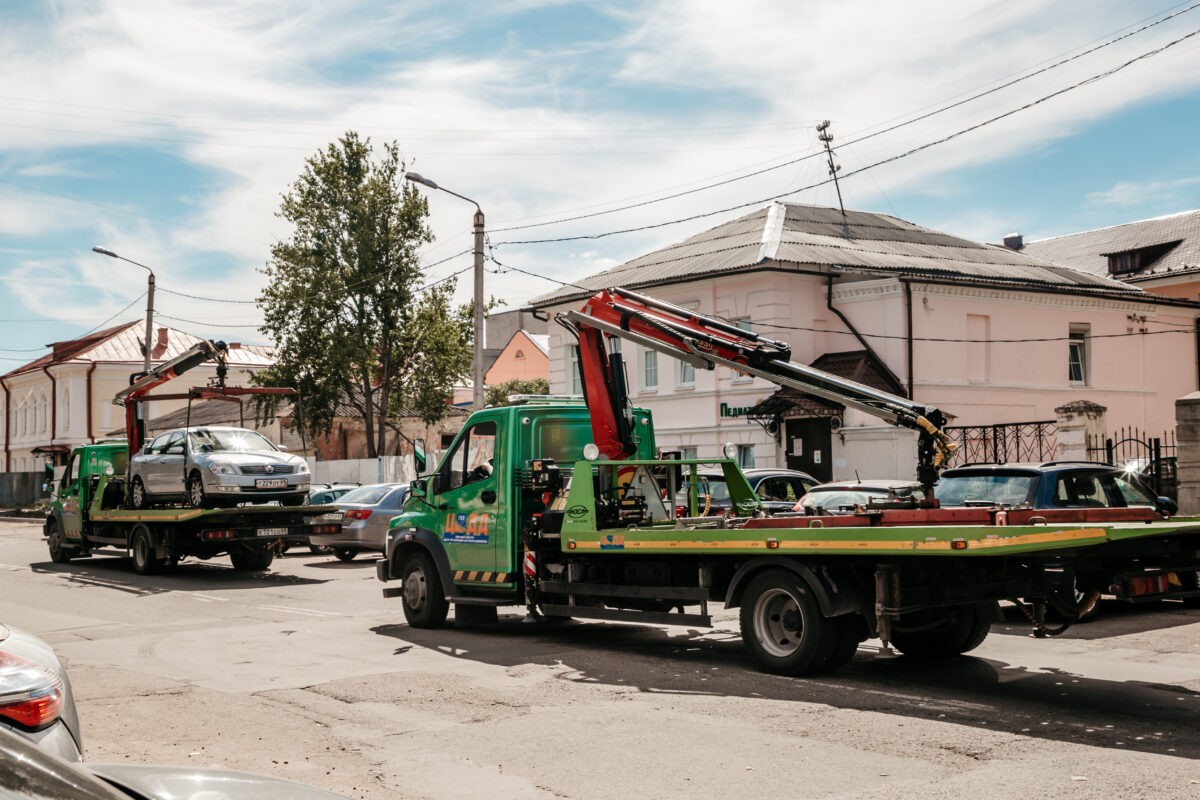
[453, 570, 514, 583]
[569, 528, 1108, 553]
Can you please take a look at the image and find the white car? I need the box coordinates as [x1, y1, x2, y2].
[128, 426, 310, 509]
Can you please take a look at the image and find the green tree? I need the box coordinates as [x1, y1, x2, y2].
[484, 377, 549, 408]
[256, 131, 472, 457]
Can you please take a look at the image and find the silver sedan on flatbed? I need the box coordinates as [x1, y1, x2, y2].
[128, 426, 310, 509]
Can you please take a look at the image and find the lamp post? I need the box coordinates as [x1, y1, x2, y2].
[404, 172, 486, 411]
[92, 247, 155, 375]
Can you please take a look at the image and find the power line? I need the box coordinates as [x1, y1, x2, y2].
[495, 22, 1200, 246]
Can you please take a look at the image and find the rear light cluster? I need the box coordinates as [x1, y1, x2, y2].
[201, 529, 237, 541]
[1129, 574, 1173, 597]
[343, 509, 372, 521]
[0, 651, 64, 731]
[311, 523, 340, 534]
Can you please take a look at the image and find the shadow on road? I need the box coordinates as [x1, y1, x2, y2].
[373, 613, 1200, 760]
[30, 556, 328, 594]
[991, 600, 1200, 640]
[302, 558, 379, 570]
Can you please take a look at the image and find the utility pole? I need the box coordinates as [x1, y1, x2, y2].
[816, 120, 850, 237]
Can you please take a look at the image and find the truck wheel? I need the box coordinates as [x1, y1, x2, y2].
[46, 520, 76, 564]
[230, 547, 272, 572]
[400, 551, 449, 629]
[130, 477, 150, 510]
[891, 604, 990, 659]
[821, 615, 865, 673]
[739, 569, 837, 676]
[186, 472, 207, 508]
[131, 526, 160, 575]
[332, 547, 356, 562]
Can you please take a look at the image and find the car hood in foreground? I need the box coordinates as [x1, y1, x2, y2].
[89, 764, 352, 799]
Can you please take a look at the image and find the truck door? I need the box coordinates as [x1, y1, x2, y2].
[59, 452, 85, 540]
[434, 420, 501, 576]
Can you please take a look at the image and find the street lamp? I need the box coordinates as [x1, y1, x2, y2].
[92, 247, 156, 375]
[404, 172, 486, 411]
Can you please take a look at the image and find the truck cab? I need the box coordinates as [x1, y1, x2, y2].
[47, 442, 128, 556]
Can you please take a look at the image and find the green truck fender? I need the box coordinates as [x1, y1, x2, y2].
[724, 557, 868, 619]
[377, 526, 457, 599]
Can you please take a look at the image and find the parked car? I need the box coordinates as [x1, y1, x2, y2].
[309, 483, 410, 562]
[794, 479, 926, 515]
[674, 468, 818, 516]
[0, 725, 352, 799]
[128, 426, 310, 509]
[308, 483, 361, 505]
[934, 461, 1175, 515]
[0, 622, 83, 763]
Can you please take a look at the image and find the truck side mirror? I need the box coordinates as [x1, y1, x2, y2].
[410, 478, 427, 498]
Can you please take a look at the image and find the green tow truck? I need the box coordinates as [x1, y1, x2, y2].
[376, 288, 1200, 676]
[43, 340, 340, 575]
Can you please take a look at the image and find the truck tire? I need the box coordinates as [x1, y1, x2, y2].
[891, 604, 991, 659]
[822, 615, 865, 673]
[130, 477, 150, 510]
[46, 519, 76, 564]
[131, 526, 160, 575]
[739, 569, 839, 676]
[400, 551, 449, 629]
[230, 547, 273, 572]
[186, 472, 207, 508]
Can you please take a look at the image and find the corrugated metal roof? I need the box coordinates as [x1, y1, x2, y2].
[1021, 209, 1200, 283]
[3, 322, 274, 379]
[530, 202, 1142, 307]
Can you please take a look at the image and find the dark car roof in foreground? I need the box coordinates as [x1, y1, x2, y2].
[942, 461, 1115, 474]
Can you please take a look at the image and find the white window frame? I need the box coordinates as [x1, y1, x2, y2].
[737, 444, 756, 469]
[567, 344, 582, 394]
[676, 358, 695, 388]
[642, 348, 658, 391]
[731, 317, 753, 382]
[1068, 326, 1089, 385]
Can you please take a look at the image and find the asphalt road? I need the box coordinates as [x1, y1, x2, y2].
[2, 518, 1199, 799]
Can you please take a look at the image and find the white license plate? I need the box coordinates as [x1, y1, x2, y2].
[255, 478, 288, 488]
[258, 527, 288, 537]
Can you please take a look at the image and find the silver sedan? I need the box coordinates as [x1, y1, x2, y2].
[129, 426, 310, 509]
[0, 622, 84, 762]
[309, 483, 409, 562]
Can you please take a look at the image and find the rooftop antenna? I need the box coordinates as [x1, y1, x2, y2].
[817, 120, 850, 237]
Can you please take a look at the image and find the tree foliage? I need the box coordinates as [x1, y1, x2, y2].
[484, 377, 549, 408]
[255, 132, 472, 457]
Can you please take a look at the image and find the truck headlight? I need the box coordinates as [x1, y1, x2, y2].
[207, 462, 237, 475]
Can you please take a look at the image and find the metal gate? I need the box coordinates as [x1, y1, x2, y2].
[1088, 427, 1177, 500]
[943, 421, 1058, 467]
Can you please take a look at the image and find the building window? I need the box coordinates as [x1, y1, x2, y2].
[1068, 327, 1089, 384]
[63, 389, 70, 432]
[567, 345, 582, 394]
[677, 358, 695, 387]
[681, 446, 698, 460]
[737, 444, 756, 469]
[643, 349, 658, 390]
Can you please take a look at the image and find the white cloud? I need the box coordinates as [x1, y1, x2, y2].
[1085, 177, 1200, 208]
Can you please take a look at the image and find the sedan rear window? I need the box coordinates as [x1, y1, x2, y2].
[339, 485, 394, 505]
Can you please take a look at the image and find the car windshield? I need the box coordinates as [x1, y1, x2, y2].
[936, 473, 1037, 506]
[339, 485, 394, 505]
[188, 429, 278, 454]
[675, 476, 730, 503]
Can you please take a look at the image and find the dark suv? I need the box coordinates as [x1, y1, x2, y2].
[935, 461, 1176, 515]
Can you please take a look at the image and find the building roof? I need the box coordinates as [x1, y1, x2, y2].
[527, 333, 550, 356]
[1020, 209, 1200, 285]
[530, 202, 1144, 308]
[2, 322, 275, 379]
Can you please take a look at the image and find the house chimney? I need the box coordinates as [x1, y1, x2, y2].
[228, 342, 241, 349]
[151, 327, 169, 359]
[1003, 232, 1024, 251]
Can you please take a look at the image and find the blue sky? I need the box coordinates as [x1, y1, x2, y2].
[2, 0, 1200, 367]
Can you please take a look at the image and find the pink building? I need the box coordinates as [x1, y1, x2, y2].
[532, 203, 1199, 482]
[484, 330, 550, 386]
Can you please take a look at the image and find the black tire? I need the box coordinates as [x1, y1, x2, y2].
[332, 547, 357, 562]
[230, 547, 273, 572]
[739, 569, 838, 676]
[130, 526, 160, 576]
[46, 519, 76, 564]
[1179, 571, 1200, 608]
[891, 604, 991, 659]
[186, 472, 207, 508]
[400, 551, 449, 629]
[821, 614, 865, 673]
[309, 544, 331, 555]
[130, 477, 150, 510]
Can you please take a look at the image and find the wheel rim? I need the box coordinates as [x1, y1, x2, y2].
[753, 587, 803, 658]
[404, 564, 428, 611]
[132, 480, 144, 507]
[188, 477, 203, 507]
[48, 526, 61, 555]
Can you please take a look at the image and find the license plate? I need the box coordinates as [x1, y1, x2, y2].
[258, 527, 288, 537]
[255, 478, 288, 488]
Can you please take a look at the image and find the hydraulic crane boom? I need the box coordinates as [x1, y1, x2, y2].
[560, 287, 956, 494]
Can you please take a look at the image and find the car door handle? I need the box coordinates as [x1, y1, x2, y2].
[481, 490, 497, 504]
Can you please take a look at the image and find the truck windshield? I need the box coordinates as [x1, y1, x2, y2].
[188, 429, 277, 454]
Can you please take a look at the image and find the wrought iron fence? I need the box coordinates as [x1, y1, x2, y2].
[1087, 427, 1177, 500]
[943, 420, 1058, 467]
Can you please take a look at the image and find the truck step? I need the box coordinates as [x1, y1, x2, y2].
[539, 579, 708, 603]
[451, 596, 513, 607]
[539, 603, 712, 627]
